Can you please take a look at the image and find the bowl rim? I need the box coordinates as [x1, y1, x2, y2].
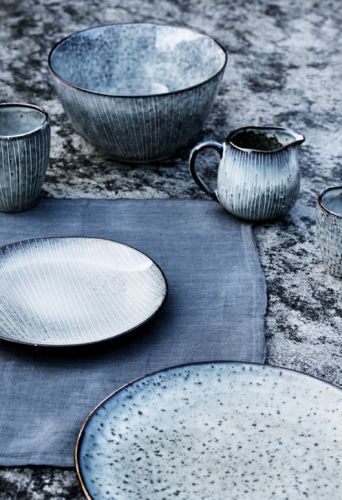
[48, 21, 228, 99]
[0, 102, 49, 140]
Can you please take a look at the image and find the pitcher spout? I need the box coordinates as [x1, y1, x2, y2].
[290, 130, 305, 147]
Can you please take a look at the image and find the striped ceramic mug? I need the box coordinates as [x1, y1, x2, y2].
[316, 186, 342, 278]
[0, 103, 50, 212]
[189, 126, 305, 221]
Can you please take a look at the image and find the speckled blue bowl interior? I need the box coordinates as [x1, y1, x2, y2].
[49, 23, 226, 96]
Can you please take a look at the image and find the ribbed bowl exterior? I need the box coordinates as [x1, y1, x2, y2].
[0, 121, 50, 212]
[316, 204, 342, 277]
[51, 72, 223, 162]
[217, 145, 300, 221]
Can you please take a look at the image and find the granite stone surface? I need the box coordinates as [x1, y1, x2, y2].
[0, 0, 341, 498]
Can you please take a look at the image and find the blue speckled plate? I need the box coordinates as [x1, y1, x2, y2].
[76, 362, 342, 500]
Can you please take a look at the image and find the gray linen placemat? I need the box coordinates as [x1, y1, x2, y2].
[0, 199, 266, 466]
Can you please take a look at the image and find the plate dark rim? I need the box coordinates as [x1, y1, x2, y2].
[75, 360, 341, 499]
[0, 236, 168, 348]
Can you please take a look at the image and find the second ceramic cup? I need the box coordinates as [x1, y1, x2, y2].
[0, 103, 50, 212]
[316, 186, 342, 278]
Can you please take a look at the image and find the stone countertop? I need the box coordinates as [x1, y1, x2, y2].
[0, 0, 341, 497]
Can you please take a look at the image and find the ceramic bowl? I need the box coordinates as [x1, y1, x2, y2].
[48, 23, 227, 162]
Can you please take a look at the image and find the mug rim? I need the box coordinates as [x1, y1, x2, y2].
[225, 125, 305, 154]
[0, 102, 49, 140]
[317, 185, 342, 218]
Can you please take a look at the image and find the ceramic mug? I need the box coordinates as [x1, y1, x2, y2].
[189, 126, 305, 221]
[0, 103, 50, 212]
[316, 186, 342, 278]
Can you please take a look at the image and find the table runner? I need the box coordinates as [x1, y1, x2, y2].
[0, 198, 266, 466]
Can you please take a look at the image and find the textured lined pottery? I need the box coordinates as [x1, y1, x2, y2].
[0, 237, 167, 346]
[190, 126, 305, 221]
[48, 23, 227, 162]
[0, 103, 50, 212]
[316, 186, 342, 277]
[76, 362, 342, 500]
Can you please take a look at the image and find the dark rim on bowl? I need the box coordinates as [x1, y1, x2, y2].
[48, 22, 228, 99]
[75, 360, 342, 500]
[0, 236, 168, 348]
[226, 125, 305, 154]
[318, 185, 342, 218]
[0, 102, 49, 140]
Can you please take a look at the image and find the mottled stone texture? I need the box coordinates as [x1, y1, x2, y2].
[0, 0, 341, 497]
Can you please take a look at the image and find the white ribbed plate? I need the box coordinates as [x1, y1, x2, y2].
[0, 238, 167, 346]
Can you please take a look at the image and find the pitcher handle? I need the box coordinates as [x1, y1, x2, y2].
[189, 141, 223, 202]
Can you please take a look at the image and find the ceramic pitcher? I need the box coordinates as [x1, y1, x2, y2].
[189, 126, 305, 221]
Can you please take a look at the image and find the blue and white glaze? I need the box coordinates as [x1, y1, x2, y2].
[48, 23, 227, 162]
[77, 362, 342, 500]
[0, 237, 167, 346]
[316, 186, 342, 277]
[190, 126, 304, 221]
[0, 103, 50, 212]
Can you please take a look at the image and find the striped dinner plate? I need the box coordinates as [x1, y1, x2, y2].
[0, 237, 167, 346]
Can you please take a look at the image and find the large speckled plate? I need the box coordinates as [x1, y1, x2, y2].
[76, 362, 342, 500]
[0, 237, 167, 346]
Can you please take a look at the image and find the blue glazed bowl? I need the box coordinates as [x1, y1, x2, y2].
[48, 23, 227, 162]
